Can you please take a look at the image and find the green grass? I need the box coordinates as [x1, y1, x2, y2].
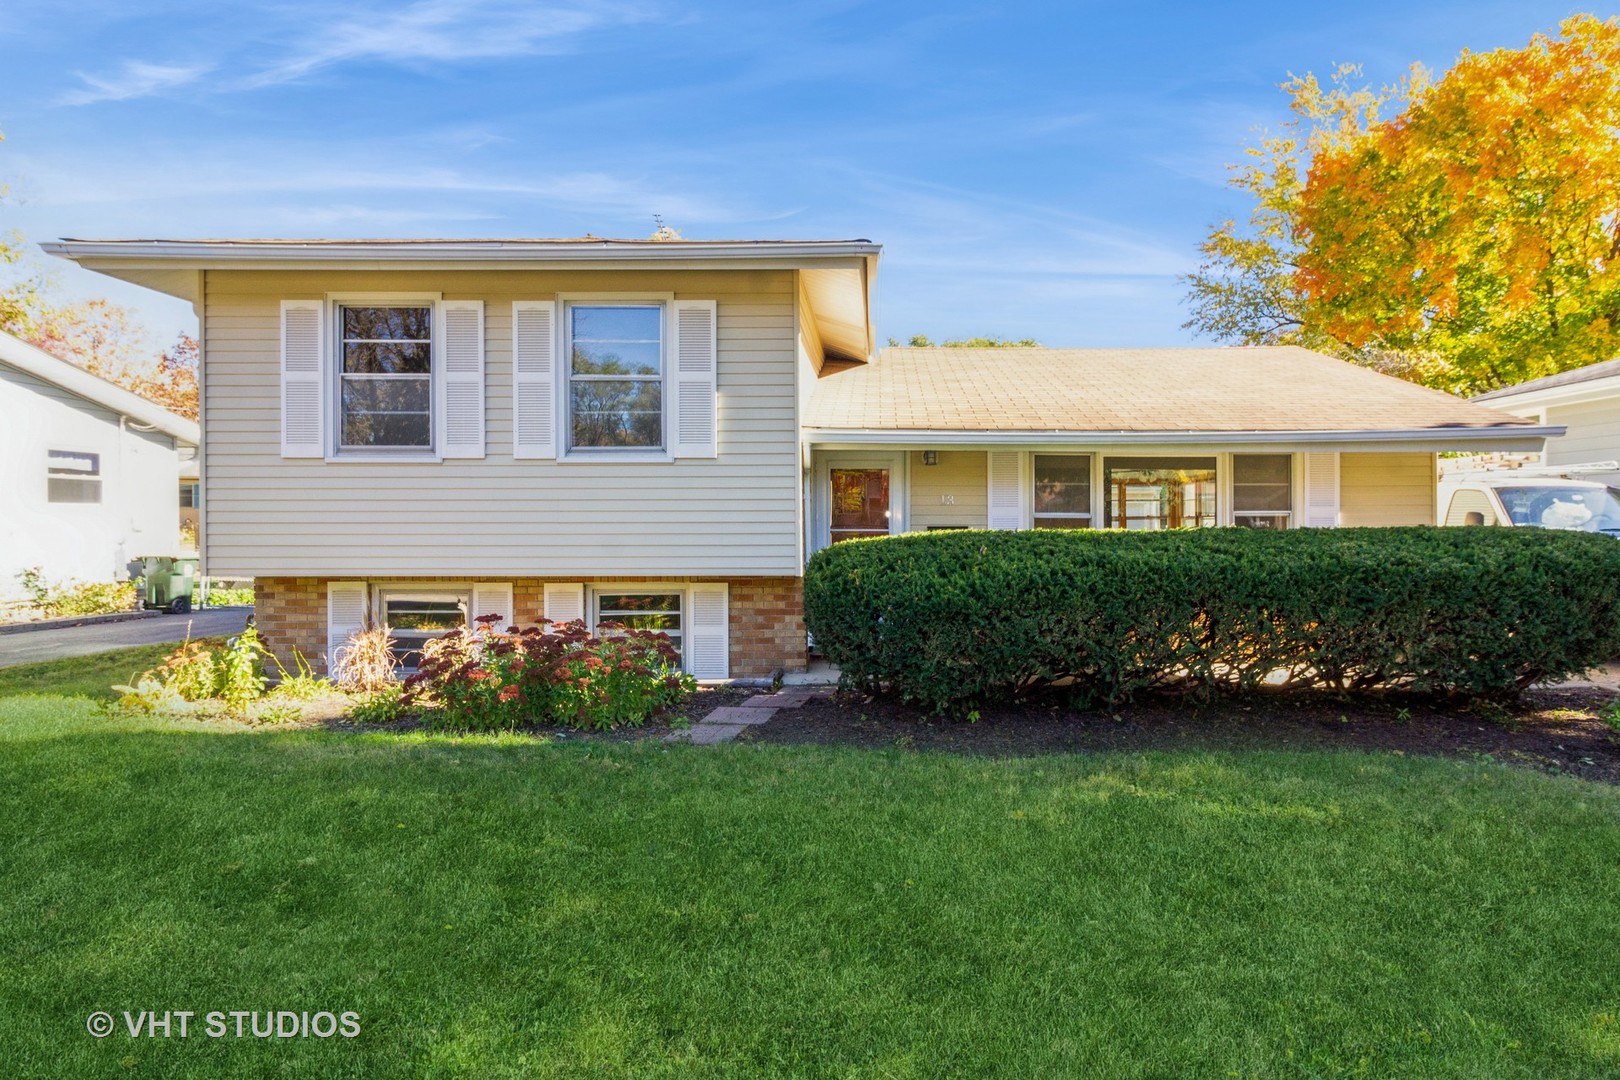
[0, 661, 1618, 1077]
[0, 639, 227, 701]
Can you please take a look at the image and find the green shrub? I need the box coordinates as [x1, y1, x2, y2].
[113, 627, 269, 715]
[268, 649, 330, 700]
[13, 568, 136, 618]
[347, 685, 406, 725]
[803, 527, 1620, 711]
[203, 582, 256, 607]
[403, 616, 694, 731]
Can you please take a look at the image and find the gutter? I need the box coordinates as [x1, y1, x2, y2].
[39, 239, 883, 266]
[803, 426, 1565, 448]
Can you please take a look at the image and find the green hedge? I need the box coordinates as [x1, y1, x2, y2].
[803, 527, 1620, 710]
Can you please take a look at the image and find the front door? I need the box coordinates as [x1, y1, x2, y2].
[830, 468, 891, 544]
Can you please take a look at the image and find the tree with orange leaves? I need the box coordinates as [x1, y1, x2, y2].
[1187, 15, 1620, 395]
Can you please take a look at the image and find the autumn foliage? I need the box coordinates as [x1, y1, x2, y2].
[18, 300, 199, 420]
[1188, 15, 1620, 395]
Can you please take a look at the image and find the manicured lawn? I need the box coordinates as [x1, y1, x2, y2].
[1, 652, 1618, 1077]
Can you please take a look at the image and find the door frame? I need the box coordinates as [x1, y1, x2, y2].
[811, 451, 907, 555]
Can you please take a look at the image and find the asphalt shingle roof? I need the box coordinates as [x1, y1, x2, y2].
[1472, 357, 1620, 401]
[807, 346, 1533, 433]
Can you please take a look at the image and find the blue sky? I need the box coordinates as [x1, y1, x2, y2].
[0, 1, 1597, 351]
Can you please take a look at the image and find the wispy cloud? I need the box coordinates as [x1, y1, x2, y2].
[56, 1, 663, 105]
[59, 59, 212, 105]
[239, 0, 661, 89]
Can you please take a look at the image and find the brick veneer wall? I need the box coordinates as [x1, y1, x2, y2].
[253, 576, 805, 680]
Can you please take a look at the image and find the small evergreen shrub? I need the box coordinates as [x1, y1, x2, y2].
[403, 617, 694, 731]
[803, 527, 1620, 710]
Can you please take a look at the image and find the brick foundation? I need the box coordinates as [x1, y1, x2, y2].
[254, 576, 805, 680]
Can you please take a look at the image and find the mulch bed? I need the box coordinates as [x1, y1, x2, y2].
[739, 685, 1620, 785]
[311, 681, 1620, 785]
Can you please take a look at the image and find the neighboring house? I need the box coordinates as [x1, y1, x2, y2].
[179, 459, 200, 543]
[43, 237, 1556, 679]
[1472, 359, 1620, 487]
[0, 329, 199, 603]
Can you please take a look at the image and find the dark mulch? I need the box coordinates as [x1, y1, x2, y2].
[316, 680, 1620, 785]
[740, 684, 1620, 785]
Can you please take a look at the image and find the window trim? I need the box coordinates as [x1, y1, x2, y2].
[556, 292, 676, 464]
[325, 292, 443, 463]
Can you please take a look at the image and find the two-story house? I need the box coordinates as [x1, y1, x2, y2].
[44, 237, 1557, 678]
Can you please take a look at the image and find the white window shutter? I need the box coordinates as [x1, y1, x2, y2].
[280, 300, 326, 458]
[437, 300, 485, 458]
[326, 581, 368, 676]
[513, 301, 557, 459]
[471, 582, 514, 629]
[686, 583, 729, 679]
[1303, 452, 1340, 527]
[987, 451, 1026, 529]
[543, 582, 585, 630]
[670, 300, 718, 458]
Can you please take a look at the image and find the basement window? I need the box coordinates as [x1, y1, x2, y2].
[381, 590, 468, 670]
[594, 591, 684, 668]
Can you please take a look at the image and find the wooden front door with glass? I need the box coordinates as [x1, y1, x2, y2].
[830, 468, 891, 544]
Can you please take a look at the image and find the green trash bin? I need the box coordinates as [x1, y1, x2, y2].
[140, 555, 199, 614]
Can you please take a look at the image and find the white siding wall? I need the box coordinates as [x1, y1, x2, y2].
[202, 269, 802, 577]
[0, 361, 183, 599]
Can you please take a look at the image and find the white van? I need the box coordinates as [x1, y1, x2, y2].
[1439, 473, 1620, 534]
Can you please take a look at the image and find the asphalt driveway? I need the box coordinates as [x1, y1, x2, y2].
[0, 607, 254, 668]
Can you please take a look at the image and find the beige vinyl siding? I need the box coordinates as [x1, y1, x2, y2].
[907, 451, 988, 528]
[1338, 452, 1436, 526]
[202, 269, 801, 577]
[1543, 399, 1620, 479]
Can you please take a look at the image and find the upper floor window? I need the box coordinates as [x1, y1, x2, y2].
[47, 450, 102, 504]
[1033, 454, 1092, 529]
[339, 305, 432, 450]
[567, 304, 664, 451]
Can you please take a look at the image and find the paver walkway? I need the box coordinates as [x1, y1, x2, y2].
[666, 689, 827, 744]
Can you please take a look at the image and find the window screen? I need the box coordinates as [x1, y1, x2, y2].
[47, 450, 102, 504]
